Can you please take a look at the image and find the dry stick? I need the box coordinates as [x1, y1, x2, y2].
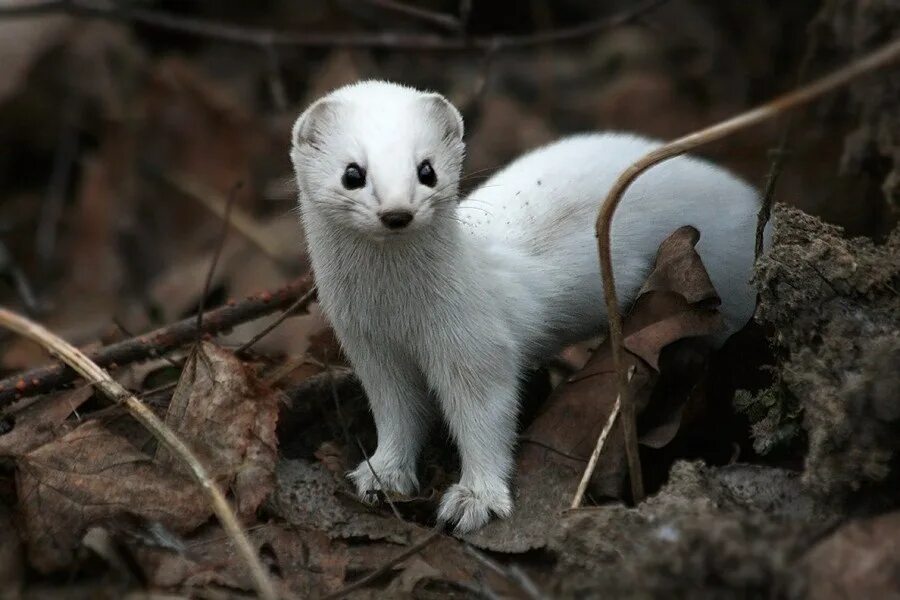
[322, 528, 442, 600]
[197, 182, 241, 335]
[464, 544, 548, 600]
[355, 438, 404, 521]
[755, 3, 826, 260]
[362, 0, 461, 32]
[0, 275, 315, 406]
[595, 37, 900, 504]
[0, 307, 278, 600]
[570, 366, 635, 509]
[235, 286, 318, 356]
[0, 0, 669, 52]
[36, 93, 80, 276]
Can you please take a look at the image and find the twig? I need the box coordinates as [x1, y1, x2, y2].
[0, 241, 42, 315]
[570, 366, 634, 509]
[263, 42, 289, 112]
[0, 307, 278, 600]
[322, 528, 442, 599]
[355, 438, 404, 521]
[755, 3, 826, 260]
[0, 0, 669, 52]
[458, 0, 473, 36]
[0, 275, 315, 406]
[36, 92, 80, 276]
[235, 286, 318, 356]
[197, 182, 241, 336]
[464, 544, 548, 600]
[112, 318, 182, 371]
[361, 0, 461, 32]
[155, 170, 290, 269]
[594, 37, 900, 504]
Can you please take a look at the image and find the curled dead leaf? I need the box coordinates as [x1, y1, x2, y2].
[0, 387, 93, 457]
[157, 341, 279, 519]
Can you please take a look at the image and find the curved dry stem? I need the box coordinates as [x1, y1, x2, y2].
[0, 307, 278, 600]
[594, 37, 900, 504]
[570, 366, 635, 509]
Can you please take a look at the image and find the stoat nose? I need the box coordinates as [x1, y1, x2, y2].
[379, 210, 414, 230]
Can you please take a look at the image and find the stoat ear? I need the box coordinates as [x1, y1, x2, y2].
[421, 93, 464, 143]
[292, 98, 338, 148]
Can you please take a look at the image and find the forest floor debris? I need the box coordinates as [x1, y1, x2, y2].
[2, 1, 899, 596]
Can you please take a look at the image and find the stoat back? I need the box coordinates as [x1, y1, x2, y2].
[461, 133, 768, 343]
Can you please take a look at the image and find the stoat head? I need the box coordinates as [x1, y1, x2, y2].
[290, 80, 465, 241]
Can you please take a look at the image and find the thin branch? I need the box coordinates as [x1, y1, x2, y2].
[0, 241, 42, 315]
[570, 366, 634, 509]
[322, 528, 442, 599]
[197, 182, 241, 336]
[755, 3, 826, 260]
[0, 0, 669, 52]
[464, 545, 549, 600]
[0, 275, 315, 406]
[361, 0, 461, 32]
[155, 170, 290, 269]
[263, 42, 289, 112]
[458, 0, 473, 36]
[36, 92, 80, 276]
[355, 437, 404, 521]
[235, 286, 318, 356]
[594, 37, 900, 504]
[0, 307, 277, 600]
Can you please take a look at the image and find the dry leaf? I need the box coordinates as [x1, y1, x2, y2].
[158, 341, 279, 519]
[468, 226, 724, 551]
[16, 419, 209, 573]
[131, 522, 347, 596]
[0, 387, 93, 457]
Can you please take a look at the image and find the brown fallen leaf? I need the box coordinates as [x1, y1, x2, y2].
[157, 341, 279, 520]
[16, 419, 209, 573]
[467, 226, 724, 551]
[0, 387, 93, 457]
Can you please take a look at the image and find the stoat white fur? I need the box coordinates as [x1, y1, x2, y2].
[290, 80, 771, 533]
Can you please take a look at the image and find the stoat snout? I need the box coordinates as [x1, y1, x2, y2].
[379, 209, 415, 229]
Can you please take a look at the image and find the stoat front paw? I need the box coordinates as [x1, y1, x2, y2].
[437, 482, 513, 534]
[348, 457, 418, 503]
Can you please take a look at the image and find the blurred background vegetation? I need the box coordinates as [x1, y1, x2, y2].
[0, 0, 896, 365]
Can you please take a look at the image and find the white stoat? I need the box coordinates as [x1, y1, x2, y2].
[290, 80, 771, 533]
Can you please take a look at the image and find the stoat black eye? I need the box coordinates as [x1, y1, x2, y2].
[342, 163, 366, 190]
[417, 160, 437, 187]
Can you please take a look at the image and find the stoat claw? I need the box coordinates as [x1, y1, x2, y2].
[437, 483, 513, 534]
[348, 458, 419, 501]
